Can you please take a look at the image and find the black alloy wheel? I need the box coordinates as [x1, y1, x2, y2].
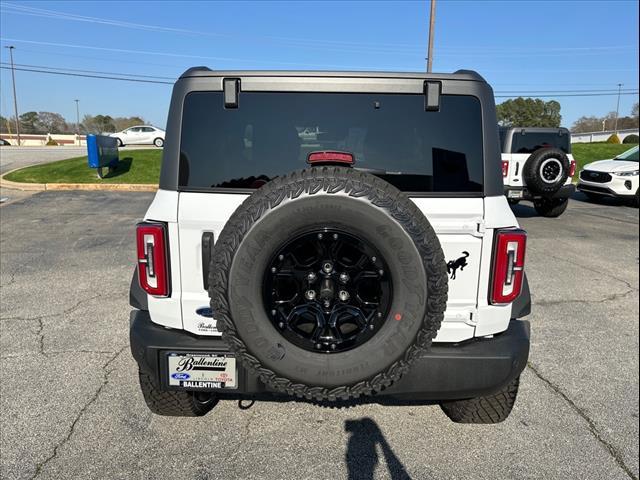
[263, 229, 392, 354]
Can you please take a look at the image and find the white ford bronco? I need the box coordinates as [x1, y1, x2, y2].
[500, 127, 576, 217]
[129, 69, 531, 423]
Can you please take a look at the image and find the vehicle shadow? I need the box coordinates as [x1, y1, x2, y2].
[509, 202, 539, 218]
[569, 189, 628, 207]
[103, 157, 133, 178]
[344, 417, 412, 480]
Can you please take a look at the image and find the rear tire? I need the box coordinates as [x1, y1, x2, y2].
[440, 376, 519, 424]
[138, 371, 217, 416]
[116, 138, 124, 147]
[153, 137, 164, 148]
[533, 197, 569, 218]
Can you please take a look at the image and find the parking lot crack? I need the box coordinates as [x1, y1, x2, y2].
[543, 251, 639, 293]
[29, 345, 128, 480]
[534, 287, 636, 307]
[528, 362, 637, 480]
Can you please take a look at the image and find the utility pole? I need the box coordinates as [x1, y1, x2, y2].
[5, 46, 20, 146]
[614, 83, 622, 133]
[426, 0, 436, 72]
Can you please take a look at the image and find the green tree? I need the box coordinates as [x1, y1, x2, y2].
[496, 97, 562, 128]
[19, 111, 41, 133]
[82, 114, 116, 134]
[113, 116, 146, 131]
[632, 102, 638, 118]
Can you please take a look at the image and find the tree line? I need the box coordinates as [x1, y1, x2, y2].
[0, 112, 148, 135]
[496, 98, 638, 132]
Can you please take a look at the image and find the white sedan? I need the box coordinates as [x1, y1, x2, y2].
[577, 145, 639, 207]
[110, 125, 165, 147]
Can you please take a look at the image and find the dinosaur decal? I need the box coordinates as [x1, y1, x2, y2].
[447, 251, 469, 280]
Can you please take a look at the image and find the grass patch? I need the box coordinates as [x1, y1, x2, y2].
[571, 143, 637, 171]
[4, 149, 162, 184]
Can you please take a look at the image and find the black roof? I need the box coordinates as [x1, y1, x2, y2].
[179, 66, 487, 83]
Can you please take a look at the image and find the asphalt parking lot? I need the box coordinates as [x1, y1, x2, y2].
[0, 191, 638, 480]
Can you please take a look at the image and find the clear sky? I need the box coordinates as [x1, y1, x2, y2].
[1, 0, 638, 129]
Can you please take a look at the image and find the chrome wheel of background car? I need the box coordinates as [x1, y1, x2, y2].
[540, 158, 563, 184]
[154, 138, 164, 147]
[263, 229, 392, 353]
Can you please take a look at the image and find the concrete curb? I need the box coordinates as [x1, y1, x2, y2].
[0, 169, 158, 192]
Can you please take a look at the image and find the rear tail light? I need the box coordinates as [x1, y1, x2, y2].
[569, 160, 576, 177]
[502, 160, 509, 177]
[136, 222, 170, 297]
[490, 229, 526, 305]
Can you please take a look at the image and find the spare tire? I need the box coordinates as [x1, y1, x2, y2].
[209, 167, 448, 401]
[522, 147, 570, 195]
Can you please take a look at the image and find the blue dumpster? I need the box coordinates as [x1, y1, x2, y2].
[87, 134, 119, 178]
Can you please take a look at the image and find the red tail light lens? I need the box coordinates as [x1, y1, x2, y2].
[502, 160, 509, 177]
[136, 222, 170, 297]
[490, 229, 526, 305]
[307, 151, 355, 165]
[569, 160, 576, 177]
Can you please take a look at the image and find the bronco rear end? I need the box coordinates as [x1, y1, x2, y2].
[130, 69, 531, 423]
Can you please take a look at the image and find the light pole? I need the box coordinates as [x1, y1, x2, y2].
[74, 99, 80, 134]
[426, 0, 436, 72]
[4, 45, 20, 146]
[614, 83, 622, 133]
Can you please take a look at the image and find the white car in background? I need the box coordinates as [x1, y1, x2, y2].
[110, 125, 165, 147]
[577, 145, 639, 207]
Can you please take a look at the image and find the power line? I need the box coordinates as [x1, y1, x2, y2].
[1, 63, 638, 99]
[1, 3, 637, 57]
[0, 66, 173, 84]
[0, 62, 175, 80]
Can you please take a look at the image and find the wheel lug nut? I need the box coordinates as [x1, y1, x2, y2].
[317, 233, 323, 240]
[371, 256, 377, 262]
[339, 272, 349, 283]
[369, 324, 375, 330]
[331, 344, 337, 350]
[272, 309, 277, 316]
[315, 343, 322, 349]
[333, 233, 338, 240]
[322, 262, 333, 273]
[278, 254, 284, 261]
[377, 312, 382, 318]
[278, 322, 284, 329]
[307, 272, 317, 282]
[305, 290, 316, 300]
[339, 290, 349, 302]
[378, 269, 384, 276]
[271, 267, 277, 273]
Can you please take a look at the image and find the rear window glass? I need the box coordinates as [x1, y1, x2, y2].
[179, 92, 484, 193]
[511, 131, 570, 154]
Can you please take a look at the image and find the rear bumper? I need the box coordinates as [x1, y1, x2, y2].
[130, 310, 530, 401]
[505, 183, 575, 201]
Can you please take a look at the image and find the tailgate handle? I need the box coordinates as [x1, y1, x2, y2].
[202, 232, 214, 290]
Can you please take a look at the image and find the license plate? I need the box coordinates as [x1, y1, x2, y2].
[508, 190, 523, 199]
[167, 353, 237, 389]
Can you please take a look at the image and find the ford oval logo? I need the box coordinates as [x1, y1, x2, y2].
[171, 372, 191, 380]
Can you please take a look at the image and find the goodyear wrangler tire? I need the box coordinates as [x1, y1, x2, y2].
[209, 167, 448, 401]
